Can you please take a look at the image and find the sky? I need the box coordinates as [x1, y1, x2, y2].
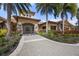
[0, 3, 78, 26]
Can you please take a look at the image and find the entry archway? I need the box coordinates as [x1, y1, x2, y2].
[22, 23, 34, 34]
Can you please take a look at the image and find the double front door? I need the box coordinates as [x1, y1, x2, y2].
[23, 24, 34, 34]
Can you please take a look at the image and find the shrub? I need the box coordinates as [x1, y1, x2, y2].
[0, 31, 21, 55]
[38, 31, 46, 36]
[64, 30, 79, 34]
[47, 30, 54, 38]
[38, 30, 79, 44]
[0, 37, 8, 46]
[0, 29, 7, 37]
[0, 46, 9, 55]
[38, 30, 59, 38]
[63, 34, 79, 37]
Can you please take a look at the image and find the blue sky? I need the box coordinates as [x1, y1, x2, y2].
[0, 3, 78, 25]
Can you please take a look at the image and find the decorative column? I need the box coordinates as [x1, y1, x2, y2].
[55, 25, 57, 31]
[34, 24, 38, 33]
[17, 22, 23, 34]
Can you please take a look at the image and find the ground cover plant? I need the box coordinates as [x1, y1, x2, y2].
[38, 30, 79, 44]
[0, 29, 21, 56]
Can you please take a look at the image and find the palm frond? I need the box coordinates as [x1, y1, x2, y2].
[16, 3, 25, 16]
[12, 4, 18, 15]
[61, 3, 77, 20]
[0, 3, 2, 9]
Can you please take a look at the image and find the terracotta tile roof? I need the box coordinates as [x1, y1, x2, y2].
[0, 16, 6, 23]
[13, 16, 40, 22]
[57, 20, 74, 27]
[39, 21, 57, 26]
[48, 21, 57, 24]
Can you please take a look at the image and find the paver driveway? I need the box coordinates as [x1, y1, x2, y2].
[10, 34, 79, 56]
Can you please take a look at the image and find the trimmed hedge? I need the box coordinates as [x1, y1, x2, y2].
[38, 30, 79, 44]
[56, 30, 79, 34]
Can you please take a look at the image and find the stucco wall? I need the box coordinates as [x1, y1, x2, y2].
[38, 22, 58, 32]
[17, 18, 39, 33]
[18, 18, 39, 25]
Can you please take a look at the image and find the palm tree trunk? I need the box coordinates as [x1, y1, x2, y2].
[6, 4, 12, 40]
[46, 12, 48, 34]
[78, 19, 79, 29]
[62, 19, 64, 34]
[61, 11, 65, 34]
[46, 6, 48, 34]
[6, 20, 11, 37]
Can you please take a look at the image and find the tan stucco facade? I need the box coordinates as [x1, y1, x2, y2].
[13, 16, 40, 33]
[0, 16, 75, 34]
[38, 20, 75, 32]
[57, 20, 75, 31]
[38, 21, 58, 32]
[11, 16, 75, 33]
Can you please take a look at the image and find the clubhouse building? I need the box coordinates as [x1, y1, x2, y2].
[0, 12, 75, 34]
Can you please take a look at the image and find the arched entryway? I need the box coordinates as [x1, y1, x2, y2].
[22, 23, 34, 34]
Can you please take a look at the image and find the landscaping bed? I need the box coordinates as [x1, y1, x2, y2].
[0, 29, 21, 56]
[38, 30, 79, 44]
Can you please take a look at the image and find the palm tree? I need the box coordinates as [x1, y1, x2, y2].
[60, 3, 77, 34]
[0, 3, 31, 39]
[36, 3, 62, 34]
[76, 8, 79, 29]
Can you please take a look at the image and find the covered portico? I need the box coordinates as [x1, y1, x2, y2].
[13, 16, 40, 34]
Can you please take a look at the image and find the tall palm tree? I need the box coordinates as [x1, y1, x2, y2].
[0, 3, 31, 39]
[76, 8, 79, 29]
[36, 3, 62, 34]
[60, 3, 77, 34]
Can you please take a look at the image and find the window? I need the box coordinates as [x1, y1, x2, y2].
[51, 26, 56, 30]
[61, 24, 63, 29]
[0, 25, 1, 28]
[42, 26, 46, 29]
